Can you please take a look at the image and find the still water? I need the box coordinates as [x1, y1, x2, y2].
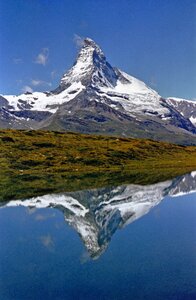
[0, 172, 196, 300]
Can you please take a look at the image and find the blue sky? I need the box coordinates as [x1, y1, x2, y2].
[0, 0, 195, 99]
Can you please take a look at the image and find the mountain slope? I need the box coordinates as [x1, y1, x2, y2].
[1, 38, 196, 144]
[165, 97, 196, 126]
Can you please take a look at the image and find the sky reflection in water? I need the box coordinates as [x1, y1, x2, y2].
[0, 172, 195, 300]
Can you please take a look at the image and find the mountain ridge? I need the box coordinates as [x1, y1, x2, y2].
[1, 38, 196, 144]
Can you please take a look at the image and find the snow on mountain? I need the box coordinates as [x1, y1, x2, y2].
[98, 70, 168, 117]
[4, 81, 85, 113]
[166, 97, 196, 126]
[59, 38, 115, 89]
[0, 38, 175, 117]
[1, 38, 195, 143]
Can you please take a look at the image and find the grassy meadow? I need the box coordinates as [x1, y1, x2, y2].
[0, 129, 196, 201]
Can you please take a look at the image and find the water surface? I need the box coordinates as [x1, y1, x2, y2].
[0, 172, 196, 300]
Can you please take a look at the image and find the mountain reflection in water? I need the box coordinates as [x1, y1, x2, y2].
[2, 171, 196, 259]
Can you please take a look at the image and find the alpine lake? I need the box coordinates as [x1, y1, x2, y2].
[0, 170, 195, 300]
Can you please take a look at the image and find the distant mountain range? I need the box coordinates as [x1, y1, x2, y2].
[3, 172, 196, 259]
[1, 38, 196, 144]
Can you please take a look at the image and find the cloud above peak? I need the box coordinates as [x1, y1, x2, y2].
[21, 85, 33, 93]
[73, 34, 84, 48]
[31, 79, 52, 87]
[35, 48, 49, 66]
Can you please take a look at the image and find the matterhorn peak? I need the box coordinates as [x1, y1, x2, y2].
[82, 37, 105, 58]
[58, 37, 117, 91]
[75, 37, 106, 66]
[83, 37, 97, 45]
[2, 37, 195, 144]
[83, 37, 101, 48]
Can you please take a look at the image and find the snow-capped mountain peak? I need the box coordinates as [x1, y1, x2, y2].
[58, 37, 117, 91]
[82, 37, 105, 59]
[1, 37, 195, 144]
[56, 38, 167, 116]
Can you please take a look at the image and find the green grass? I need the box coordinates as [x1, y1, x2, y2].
[0, 129, 196, 201]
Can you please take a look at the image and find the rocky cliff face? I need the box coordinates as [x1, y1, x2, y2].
[165, 97, 196, 126]
[1, 38, 196, 144]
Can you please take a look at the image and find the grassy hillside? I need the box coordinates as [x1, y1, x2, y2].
[0, 129, 196, 201]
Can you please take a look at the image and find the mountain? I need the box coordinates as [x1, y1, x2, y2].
[165, 97, 196, 126]
[1, 38, 196, 144]
[2, 172, 196, 259]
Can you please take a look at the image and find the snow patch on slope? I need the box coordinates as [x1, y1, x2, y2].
[167, 97, 196, 104]
[98, 70, 169, 116]
[4, 82, 85, 113]
[189, 116, 196, 126]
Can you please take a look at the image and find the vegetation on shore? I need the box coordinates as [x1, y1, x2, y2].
[0, 129, 196, 201]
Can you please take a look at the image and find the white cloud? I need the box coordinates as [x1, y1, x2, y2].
[35, 212, 56, 221]
[21, 85, 33, 93]
[150, 76, 157, 88]
[31, 79, 52, 87]
[13, 58, 23, 64]
[16, 79, 23, 85]
[31, 79, 42, 86]
[34, 48, 49, 66]
[51, 70, 57, 79]
[39, 234, 54, 249]
[73, 34, 84, 48]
